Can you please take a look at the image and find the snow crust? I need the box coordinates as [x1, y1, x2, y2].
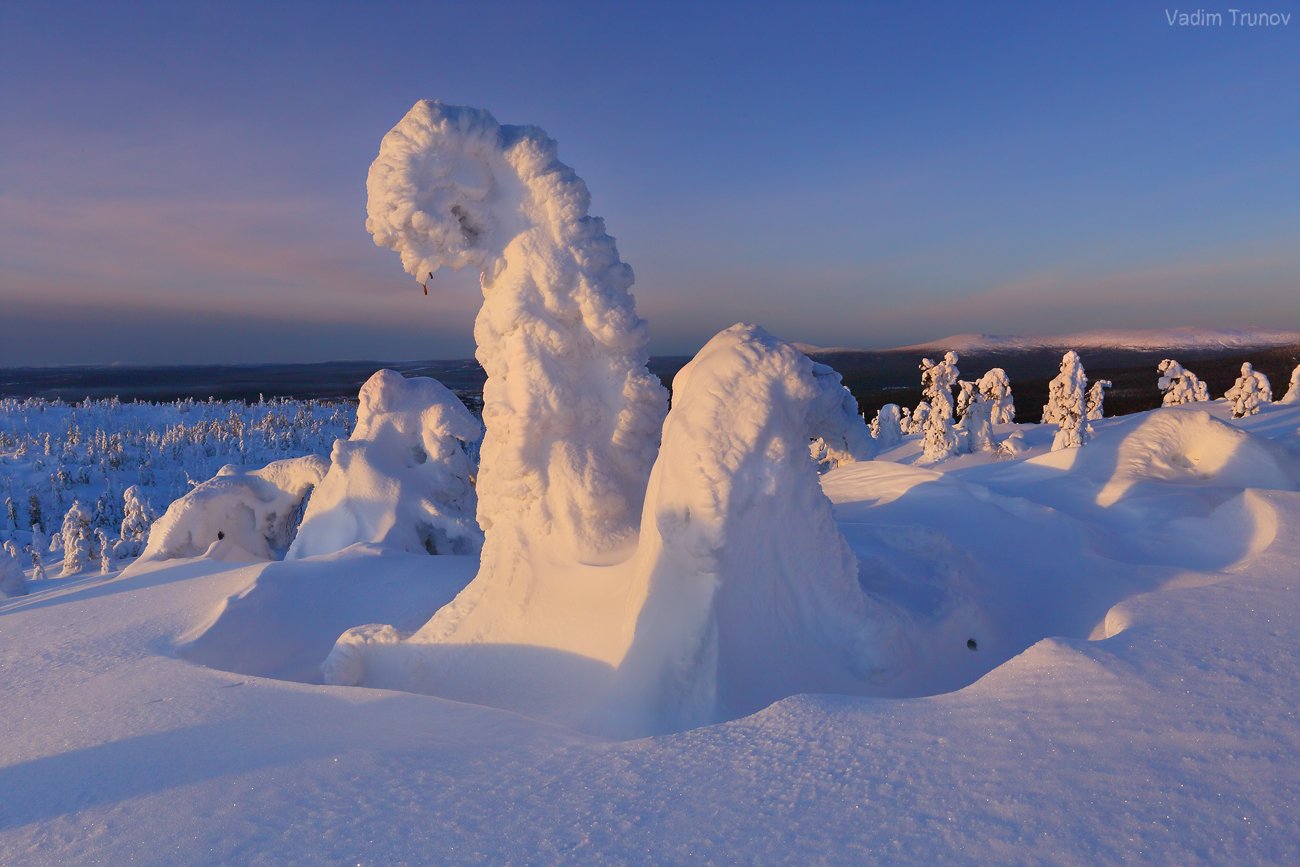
[288, 370, 481, 559]
[138, 456, 327, 562]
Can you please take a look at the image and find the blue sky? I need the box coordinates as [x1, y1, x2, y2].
[2, 1, 1297, 364]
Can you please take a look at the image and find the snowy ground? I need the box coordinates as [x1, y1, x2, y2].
[2, 399, 1297, 864]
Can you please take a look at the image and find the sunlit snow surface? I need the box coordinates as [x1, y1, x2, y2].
[2, 400, 1298, 863]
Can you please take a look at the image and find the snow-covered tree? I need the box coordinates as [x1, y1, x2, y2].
[1281, 364, 1300, 404]
[960, 389, 995, 453]
[4, 496, 16, 535]
[59, 501, 92, 576]
[976, 368, 1015, 424]
[1043, 351, 1090, 450]
[0, 544, 28, 598]
[870, 404, 903, 449]
[119, 485, 155, 554]
[27, 492, 42, 530]
[1157, 359, 1209, 406]
[27, 526, 47, 581]
[919, 352, 961, 463]
[96, 528, 112, 574]
[1086, 379, 1111, 421]
[908, 402, 929, 434]
[1224, 362, 1273, 418]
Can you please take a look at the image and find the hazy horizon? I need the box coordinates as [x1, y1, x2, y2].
[3, 1, 1297, 366]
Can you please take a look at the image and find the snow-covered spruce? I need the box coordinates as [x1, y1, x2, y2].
[1224, 362, 1273, 418]
[138, 456, 328, 562]
[1043, 351, 1090, 450]
[1086, 379, 1111, 421]
[957, 383, 995, 452]
[1284, 365, 1300, 404]
[871, 404, 903, 449]
[1157, 359, 1209, 406]
[919, 352, 960, 463]
[117, 485, 155, 558]
[365, 100, 667, 570]
[288, 370, 482, 559]
[0, 543, 27, 597]
[976, 368, 1015, 424]
[59, 500, 92, 576]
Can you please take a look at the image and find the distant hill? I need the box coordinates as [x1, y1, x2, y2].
[889, 327, 1300, 354]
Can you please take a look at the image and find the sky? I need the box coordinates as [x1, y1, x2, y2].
[1, 1, 1297, 365]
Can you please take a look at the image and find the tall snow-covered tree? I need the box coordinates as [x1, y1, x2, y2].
[919, 352, 960, 463]
[1157, 359, 1209, 406]
[1086, 379, 1111, 421]
[1224, 362, 1273, 418]
[1043, 351, 1090, 450]
[960, 389, 995, 452]
[4, 497, 17, 535]
[119, 485, 155, 552]
[58, 501, 92, 576]
[1281, 364, 1300, 404]
[976, 368, 1015, 424]
[871, 403, 903, 449]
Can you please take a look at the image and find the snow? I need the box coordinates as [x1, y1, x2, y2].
[4, 399, 1299, 863]
[138, 455, 327, 563]
[895, 326, 1300, 353]
[287, 369, 482, 559]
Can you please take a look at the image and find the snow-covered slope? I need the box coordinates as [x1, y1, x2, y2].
[894, 326, 1300, 354]
[3, 400, 1298, 864]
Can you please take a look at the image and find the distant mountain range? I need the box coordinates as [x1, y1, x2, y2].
[797, 327, 1300, 356]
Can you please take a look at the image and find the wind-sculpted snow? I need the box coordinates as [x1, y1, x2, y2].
[288, 370, 482, 559]
[611, 325, 897, 732]
[139, 456, 328, 562]
[325, 326, 885, 734]
[366, 100, 667, 566]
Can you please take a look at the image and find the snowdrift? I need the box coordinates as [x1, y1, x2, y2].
[288, 369, 482, 559]
[139, 455, 328, 562]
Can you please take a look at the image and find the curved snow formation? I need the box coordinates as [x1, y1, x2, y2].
[365, 100, 667, 568]
[288, 370, 482, 559]
[325, 325, 887, 734]
[140, 456, 328, 562]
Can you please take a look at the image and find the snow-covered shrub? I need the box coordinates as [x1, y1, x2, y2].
[118, 485, 155, 557]
[1043, 351, 1090, 450]
[1086, 379, 1111, 421]
[1157, 359, 1209, 406]
[288, 369, 484, 559]
[976, 368, 1015, 424]
[1224, 363, 1273, 418]
[140, 455, 328, 562]
[1279, 364, 1300, 404]
[919, 352, 960, 463]
[0, 545, 27, 597]
[871, 404, 903, 449]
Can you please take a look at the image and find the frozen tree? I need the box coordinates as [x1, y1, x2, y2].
[0, 544, 28, 598]
[28, 524, 48, 581]
[119, 485, 155, 555]
[919, 352, 960, 463]
[96, 529, 112, 574]
[1281, 364, 1300, 404]
[1043, 351, 1090, 450]
[363, 100, 667, 581]
[870, 404, 903, 449]
[1086, 379, 1111, 421]
[976, 368, 1015, 425]
[4, 496, 16, 535]
[59, 501, 92, 577]
[1224, 363, 1273, 418]
[959, 389, 995, 452]
[1157, 359, 1209, 406]
[899, 406, 913, 434]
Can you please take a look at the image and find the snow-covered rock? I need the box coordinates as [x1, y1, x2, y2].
[139, 456, 328, 563]
[288, 370, 482, 559]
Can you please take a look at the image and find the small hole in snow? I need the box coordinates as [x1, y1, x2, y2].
[966, 638, 977, 651]
[217, 531, 225, 540]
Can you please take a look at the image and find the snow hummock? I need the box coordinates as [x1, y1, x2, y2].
[138, 456, 328, 563]
[287, 369, 482, 559]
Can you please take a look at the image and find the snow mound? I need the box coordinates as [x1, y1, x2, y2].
[139, 456, 328, 563]
[288, 370, 482, 559]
